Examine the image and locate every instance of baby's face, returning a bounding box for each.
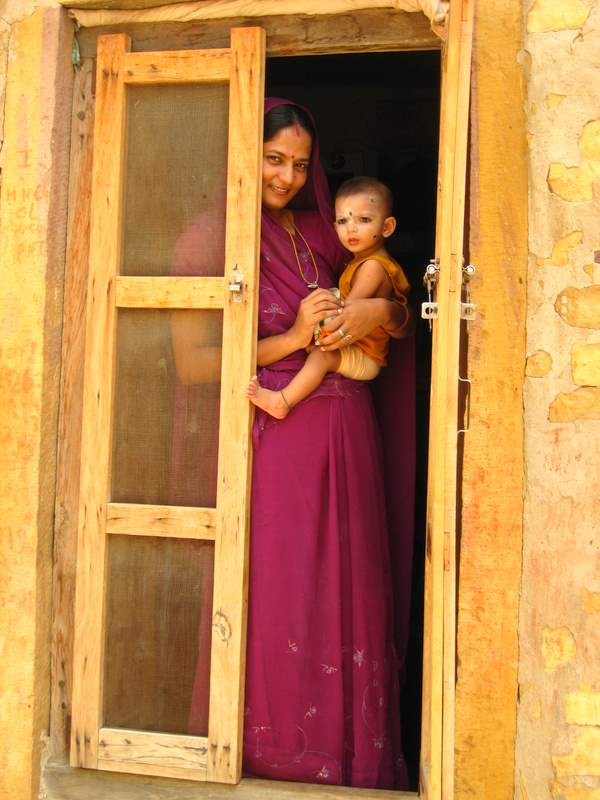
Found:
[334,191,393,255]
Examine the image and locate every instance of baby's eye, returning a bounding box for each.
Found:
[359,216,372,223]
[336,218,347,225]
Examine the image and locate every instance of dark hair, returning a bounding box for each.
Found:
[336,176,394,217]
[264,104,316,145]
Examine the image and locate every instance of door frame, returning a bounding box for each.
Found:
[50,5,471,799]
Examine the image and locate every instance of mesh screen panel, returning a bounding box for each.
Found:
[104,535,214,735]
[111,309,222,507]
[120,83,229,277]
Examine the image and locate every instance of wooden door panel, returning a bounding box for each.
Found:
[419,2,474,798]
[70,28,265,784]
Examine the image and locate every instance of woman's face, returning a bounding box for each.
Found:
[262,124,312,215]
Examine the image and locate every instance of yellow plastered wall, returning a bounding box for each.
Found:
[0,7,72,799]
[516,0,600,798]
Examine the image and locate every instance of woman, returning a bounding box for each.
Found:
[241,98,412,790]
[176,98,414,789]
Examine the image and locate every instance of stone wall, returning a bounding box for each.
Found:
[517,0,600,798]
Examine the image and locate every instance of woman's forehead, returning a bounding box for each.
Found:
[264,125,312,157]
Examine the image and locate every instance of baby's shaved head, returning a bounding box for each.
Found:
[335,176,393,217]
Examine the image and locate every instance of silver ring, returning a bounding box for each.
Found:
[338,327,346,339]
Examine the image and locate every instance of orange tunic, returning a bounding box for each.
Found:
[338,253,410,366]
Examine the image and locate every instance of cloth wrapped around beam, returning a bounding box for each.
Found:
[66,0,449,35]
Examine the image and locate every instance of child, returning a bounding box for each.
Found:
[247,176,410,419]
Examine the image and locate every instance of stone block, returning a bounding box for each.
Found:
[565,688,600,725]
[526,350,553,377]
[549,387,600,421]
[541,626,576,671]
[572,342,600,386]
[555,286,600,329]
[527,0,590,32]
[579,120,600,159]
[553,728,600,777]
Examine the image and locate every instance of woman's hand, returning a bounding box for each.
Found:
[317,297,412,351]
[256,288,342,366]
[289,288,342,349]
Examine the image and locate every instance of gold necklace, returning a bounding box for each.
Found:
[284,223,320,289]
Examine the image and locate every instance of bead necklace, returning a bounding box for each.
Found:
[284,223,320,289]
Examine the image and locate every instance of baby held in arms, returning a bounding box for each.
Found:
[247,177,410,419]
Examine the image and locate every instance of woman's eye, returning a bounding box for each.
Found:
[295,162,308,172]
[267,155,280,163]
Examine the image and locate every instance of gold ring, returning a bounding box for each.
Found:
[338,327,346,339]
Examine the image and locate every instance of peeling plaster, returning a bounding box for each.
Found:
[548,161,600,202]
[536,230,583,266]
[546,93,567,109]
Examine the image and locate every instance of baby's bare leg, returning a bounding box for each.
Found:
[247,349,341,420]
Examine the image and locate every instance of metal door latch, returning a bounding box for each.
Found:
[421,258,440,329]
[461,263,477,320]
[228,265,243,302]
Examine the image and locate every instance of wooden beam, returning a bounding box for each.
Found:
[98,728,208,772]
[123,48,231,84]
[106,503,216,539]
[116,277,226,308]
[50,57,95,763]
[74,10,439,60]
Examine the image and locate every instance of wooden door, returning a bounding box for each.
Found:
[419,2,474,799]
[70,28,265,784]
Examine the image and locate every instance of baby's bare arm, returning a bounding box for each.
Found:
[345,259,393,300]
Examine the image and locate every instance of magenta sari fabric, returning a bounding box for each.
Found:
[241,99,411,789]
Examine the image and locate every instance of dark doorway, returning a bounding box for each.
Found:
[267,49,441,790]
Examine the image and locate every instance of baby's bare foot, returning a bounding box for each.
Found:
[246,376,290,419]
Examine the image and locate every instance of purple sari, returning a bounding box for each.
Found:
[241,99,412,789]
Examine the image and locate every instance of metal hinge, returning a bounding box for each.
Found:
[421,257,440,329]
[461,262,477,320]
[228,264,244,302]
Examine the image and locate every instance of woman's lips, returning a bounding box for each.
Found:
[269,184,290,196]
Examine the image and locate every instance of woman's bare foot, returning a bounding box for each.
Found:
[246,375,291,419]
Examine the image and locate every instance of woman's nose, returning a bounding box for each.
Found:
[277,162,294,186]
